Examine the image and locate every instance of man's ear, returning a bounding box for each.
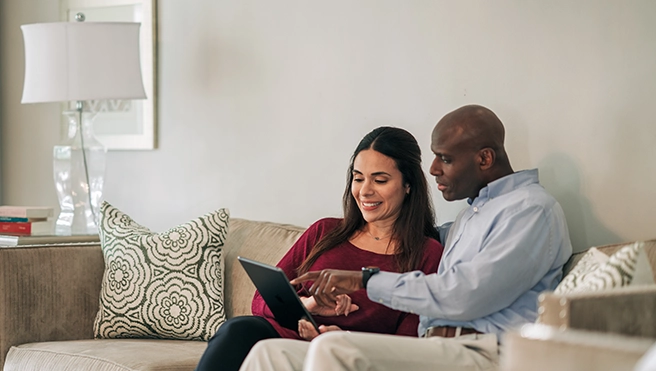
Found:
[478,148,495,170]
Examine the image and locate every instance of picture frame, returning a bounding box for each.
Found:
[60,0,157,150]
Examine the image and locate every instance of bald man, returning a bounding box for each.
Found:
[240,105,573,371]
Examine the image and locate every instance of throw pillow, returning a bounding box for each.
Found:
[631,245,656,286]
[93,201,229,341]
[555,241,647,295]
[554,247,609,295]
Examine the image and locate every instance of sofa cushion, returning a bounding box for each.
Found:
[94,202,229,341]
[555,241,649,295]
[221,219,306,319]
[4,339,207,371]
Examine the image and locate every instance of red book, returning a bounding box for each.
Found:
[0,221,53,235]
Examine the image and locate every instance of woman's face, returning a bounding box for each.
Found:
[351,149,409,225]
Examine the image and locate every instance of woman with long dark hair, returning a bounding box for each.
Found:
[195,127,443,371]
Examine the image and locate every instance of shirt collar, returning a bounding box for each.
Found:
[468,169,540,205]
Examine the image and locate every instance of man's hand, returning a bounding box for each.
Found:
[291,269,363,308]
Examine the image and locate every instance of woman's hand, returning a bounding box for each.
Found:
[298,319,342,341]
[300,294,359,316]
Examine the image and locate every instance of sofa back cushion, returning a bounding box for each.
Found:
[222,218,305,319]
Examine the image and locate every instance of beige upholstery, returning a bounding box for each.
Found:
[4,340,208,371]
[3,218,654,370]
[541,239,656,338]
[0,245,104,367]
[0,218,305,371]
[502,239,656,370]
[502,324,655,371]
[222,219,305,319]
[537,285,656,338]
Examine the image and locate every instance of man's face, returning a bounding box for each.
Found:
[429,125,482,201]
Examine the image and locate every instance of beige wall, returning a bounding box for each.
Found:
[2,0,655,252]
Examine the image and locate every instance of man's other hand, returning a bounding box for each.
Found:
[291,269,363,308]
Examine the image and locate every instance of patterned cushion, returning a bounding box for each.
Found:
[554,247,609,294]
[93,202,229,341]
[555,241,646,295]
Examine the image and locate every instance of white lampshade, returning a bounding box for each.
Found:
[21,22,146,103]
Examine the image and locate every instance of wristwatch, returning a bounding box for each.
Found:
[361,266,380,289]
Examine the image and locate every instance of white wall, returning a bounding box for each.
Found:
[2,0,655,252]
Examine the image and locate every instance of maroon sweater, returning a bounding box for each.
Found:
[251,218,443,340]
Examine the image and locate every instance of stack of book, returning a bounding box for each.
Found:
[0,206,54,235]
[0,206,100,246]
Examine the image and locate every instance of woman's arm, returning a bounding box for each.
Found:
[394,313,421,337]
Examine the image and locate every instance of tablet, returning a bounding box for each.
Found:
[237,256,320,332]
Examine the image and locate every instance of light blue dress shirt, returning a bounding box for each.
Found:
[367,169,573,339]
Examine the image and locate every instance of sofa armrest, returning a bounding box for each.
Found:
[501,324,655,371]
[537,286,656,338]
[0,244,104,367]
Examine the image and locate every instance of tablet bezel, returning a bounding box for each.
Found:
[237,256,321,332]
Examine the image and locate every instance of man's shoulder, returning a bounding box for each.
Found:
[487,169,557,208]
[483,183,566,227]
[505,182,560,209]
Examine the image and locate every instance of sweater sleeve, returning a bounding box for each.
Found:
[394,312,421,336]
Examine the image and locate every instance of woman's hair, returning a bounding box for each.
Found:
[297,126,439,275]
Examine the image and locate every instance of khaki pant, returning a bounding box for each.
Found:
[240,331,499,371]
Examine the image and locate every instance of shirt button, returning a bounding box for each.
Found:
[473,207,479,212]
[379,299,384,303]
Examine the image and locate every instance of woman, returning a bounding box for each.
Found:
[195,127,443,371]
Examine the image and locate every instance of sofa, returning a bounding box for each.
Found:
[0,218,306,371]
[1,217,654,370]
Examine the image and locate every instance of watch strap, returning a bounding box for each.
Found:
[361,266,380,288]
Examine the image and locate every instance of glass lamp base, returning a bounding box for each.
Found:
[53,109,107,235]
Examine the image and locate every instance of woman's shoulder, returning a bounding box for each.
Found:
[418,237,443,272]
[423,236,444,256]
[309,217,343,230]
[302,217,343,238]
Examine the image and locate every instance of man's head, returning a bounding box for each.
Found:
[429,104,513,201]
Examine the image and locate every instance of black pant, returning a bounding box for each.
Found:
[195,316,281,371]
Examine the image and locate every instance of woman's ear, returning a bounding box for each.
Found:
[405,184,410,195]
[479,148,495,170]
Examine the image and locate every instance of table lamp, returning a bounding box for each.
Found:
[21,16,146,235]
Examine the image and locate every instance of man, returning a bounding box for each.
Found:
[240,104,573,371]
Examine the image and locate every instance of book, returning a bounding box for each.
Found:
[0,206,54,219]
[0,216,49,223]
[0,234,100,247]
[0,221,54,235]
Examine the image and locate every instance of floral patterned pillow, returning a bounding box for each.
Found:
[93,201,229,341]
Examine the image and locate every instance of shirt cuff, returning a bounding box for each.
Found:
[366,271,400,307]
